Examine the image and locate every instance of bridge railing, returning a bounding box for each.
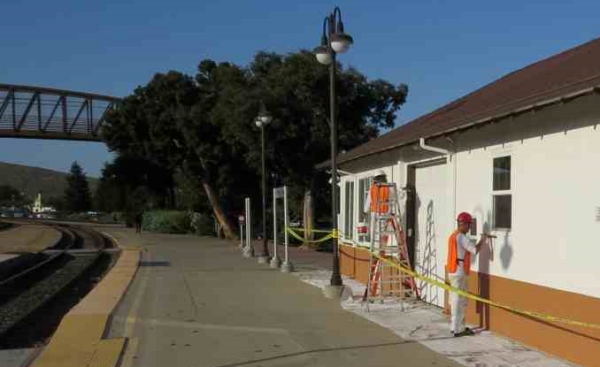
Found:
[0,84,121,141]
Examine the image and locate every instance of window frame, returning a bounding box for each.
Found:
[492,154,513,231]
[357,176,373,244]
[343,180,355,240]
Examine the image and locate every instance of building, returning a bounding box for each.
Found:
[331,36,600,366]
[31,192,56,218]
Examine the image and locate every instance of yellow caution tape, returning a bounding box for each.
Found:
[285,227,333,234]
[339,242,600,330]
[285,227,334,244]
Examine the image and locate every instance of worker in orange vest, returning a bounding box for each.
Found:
[362,171,396,249]
[446,212,489,337]
[363,170,393,215]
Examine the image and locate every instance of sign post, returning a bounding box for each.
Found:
[243,198,254,258]
[270,188,282,268]
[280,186,294,273]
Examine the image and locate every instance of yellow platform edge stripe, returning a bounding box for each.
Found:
[30,234,141,367]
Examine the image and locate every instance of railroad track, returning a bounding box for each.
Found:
[0,223,116,346]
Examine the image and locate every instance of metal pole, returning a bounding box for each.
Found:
[281,185,294,272]
[258,125,270,263]
[330,49,342,286]
[273,190,277,252]
[248,198,252,249]
[270,188,280,268]
[243,197,254,258]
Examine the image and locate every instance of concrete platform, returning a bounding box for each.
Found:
[291,263,581,367]
[21,226,583,367]
[0,224,61,254]
[29,231,140,367]
[103,230,462,367]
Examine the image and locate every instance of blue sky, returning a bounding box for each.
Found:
[1,0,600,177]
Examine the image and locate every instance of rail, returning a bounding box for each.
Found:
[0,224,114,342]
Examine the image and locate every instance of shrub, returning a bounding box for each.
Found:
[142,211,192,234]
[190,212,215,236]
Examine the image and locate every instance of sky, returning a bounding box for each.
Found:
[1,0,600,177]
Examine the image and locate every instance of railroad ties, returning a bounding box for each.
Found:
[0,223,117,348]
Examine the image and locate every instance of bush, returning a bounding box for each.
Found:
[190,212,215,236]
[142,211,192,234]
[96,212,124,224]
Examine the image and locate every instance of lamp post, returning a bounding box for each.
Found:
[255,103,272,264]
[314,7,353,288]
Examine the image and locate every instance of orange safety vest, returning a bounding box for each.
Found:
[369,184,390,214]
[446,230,471,275]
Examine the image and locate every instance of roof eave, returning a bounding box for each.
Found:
[316,84,599,170]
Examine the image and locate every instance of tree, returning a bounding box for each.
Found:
[101,51,408,242]
[45,196,65,211]
[0,185,26,208]
[63,162,92,212]
[102,71,241,239]
[214,51,408,242]
[94,155,174,213]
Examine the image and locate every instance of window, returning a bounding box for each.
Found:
[493,156,511,190]
[344,181,354,239]
[358,177,372,242]
[493,156,512,229]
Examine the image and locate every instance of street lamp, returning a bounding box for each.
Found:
[314,6,353,288]
[255,102,272,264]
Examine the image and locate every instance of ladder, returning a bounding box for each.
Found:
[363,182,419,311]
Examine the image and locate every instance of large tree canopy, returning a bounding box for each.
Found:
[101,50,408,239]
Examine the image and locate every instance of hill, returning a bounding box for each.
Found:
[0,162,99,200]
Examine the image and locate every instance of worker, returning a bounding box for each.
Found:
[446,212,489,337]
[363,170,393,215]
[362,171,397,249]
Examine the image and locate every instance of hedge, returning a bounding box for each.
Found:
[142,211,192,234]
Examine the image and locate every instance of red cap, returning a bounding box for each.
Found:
[457,212,473,224]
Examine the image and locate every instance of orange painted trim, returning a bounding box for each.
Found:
[465,271,600,367]
[339,244,600,367]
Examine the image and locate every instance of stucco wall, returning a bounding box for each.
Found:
[452,94,600,298]
[337,93,600,366]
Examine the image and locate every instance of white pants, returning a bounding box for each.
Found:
[448,273,468,333]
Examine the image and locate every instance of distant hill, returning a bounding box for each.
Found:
[0,162,99,200]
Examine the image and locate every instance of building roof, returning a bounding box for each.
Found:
[330,36,600,167]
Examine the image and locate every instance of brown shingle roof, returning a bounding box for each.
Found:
[333,36,600,166]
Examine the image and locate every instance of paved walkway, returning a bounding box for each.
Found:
[296,271,579,367]
[0,224,61,254]
[19,226,578,367]
[105,230,460,367]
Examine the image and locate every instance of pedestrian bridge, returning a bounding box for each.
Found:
[0,84,120,142]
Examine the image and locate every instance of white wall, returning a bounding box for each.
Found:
[340,93,600,300]
[453,94,600,299]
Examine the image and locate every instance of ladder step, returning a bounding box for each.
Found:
[364,181,419,304]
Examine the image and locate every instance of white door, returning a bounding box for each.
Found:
[415,162,449,307]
